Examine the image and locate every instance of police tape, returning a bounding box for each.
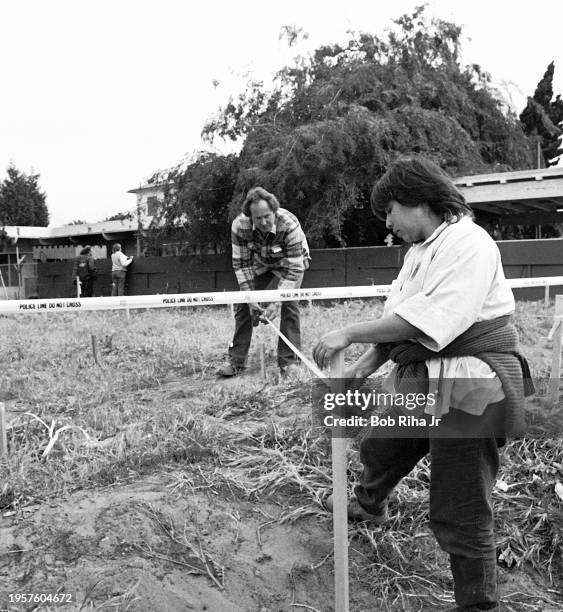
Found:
[1,276,563,315]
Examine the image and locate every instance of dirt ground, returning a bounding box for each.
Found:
[1,371,562,612]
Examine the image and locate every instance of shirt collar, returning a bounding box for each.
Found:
[419,215,471,246]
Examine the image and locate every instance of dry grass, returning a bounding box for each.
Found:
[0,299,562,610]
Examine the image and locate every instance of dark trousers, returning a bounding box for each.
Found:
[80,278,94,297]
[111,270,127,296]
[228,271,302,368]
[355,402,505,610]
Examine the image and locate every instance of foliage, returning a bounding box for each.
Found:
[0,226,8,249]
[519,61,563,167]
[199,7,535,246]
[148,152,240,253]
[103,211,135,222]
[0,164,49,226]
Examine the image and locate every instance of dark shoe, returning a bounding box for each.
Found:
[323,494,389,523]
[217,364,245,377]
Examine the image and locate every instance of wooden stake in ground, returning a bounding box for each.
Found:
[91,334,102,368]
[330,350,349,612]
[0,402,8,458]
[547,295,563,404]
[259,341,266,380]
[76,277,81,298]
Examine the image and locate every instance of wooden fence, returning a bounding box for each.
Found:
[36,239,563,301]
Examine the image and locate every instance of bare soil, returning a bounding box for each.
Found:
[1,372,562,612]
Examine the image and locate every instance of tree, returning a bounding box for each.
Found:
[202,7,535,246]
[148,152,240,253]
[0,165,49,226]
[519,62,563,166]
[103,211,135,222]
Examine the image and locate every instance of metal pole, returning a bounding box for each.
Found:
[15,246,21,299]
[330,349,349,612]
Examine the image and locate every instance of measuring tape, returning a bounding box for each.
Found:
[260,315,327,379]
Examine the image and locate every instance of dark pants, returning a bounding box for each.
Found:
[80,278,94,297]
[355,402,505,610]
[228,271,302,368]
[112,270,127,296]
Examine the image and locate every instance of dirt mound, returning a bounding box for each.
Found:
[1,473,363,611]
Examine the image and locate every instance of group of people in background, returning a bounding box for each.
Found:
[72,243,133,297]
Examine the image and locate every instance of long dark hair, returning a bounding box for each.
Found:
[370,156,473,222]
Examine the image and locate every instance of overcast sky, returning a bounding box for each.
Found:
[0,0,562,226]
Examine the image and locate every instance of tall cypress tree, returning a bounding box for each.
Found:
[0,165,50,226]
[520,62,563,167]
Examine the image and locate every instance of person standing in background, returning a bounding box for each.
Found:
[72,246,97,297]
[111,243,133,296]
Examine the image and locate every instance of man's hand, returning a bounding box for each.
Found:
[262,302,280,323]
[249,302,264,315]
[249,302,264,327]
[312,329,352,369]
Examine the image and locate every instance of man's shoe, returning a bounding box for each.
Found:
[217,364,245,377]
[323,494,389,524]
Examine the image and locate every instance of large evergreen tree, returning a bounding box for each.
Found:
[519,61,563,167]
[161,8,536,248]
[149,152,240,253]
[0,165,49,226]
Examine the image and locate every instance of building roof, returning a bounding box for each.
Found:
[454,167,563,223]
[2,218,144,244]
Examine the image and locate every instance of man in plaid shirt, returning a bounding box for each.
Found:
[218,186,310,377]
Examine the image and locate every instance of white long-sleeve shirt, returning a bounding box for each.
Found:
[111,251,133,272]
[383,215,514,417]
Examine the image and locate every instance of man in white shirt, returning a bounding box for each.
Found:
[111,243,133,296]
[313,157,532,612]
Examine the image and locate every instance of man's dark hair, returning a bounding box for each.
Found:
[80,246,91,255]
[112,243,121,253]
[370,156,473,222]
[241,187,280,217]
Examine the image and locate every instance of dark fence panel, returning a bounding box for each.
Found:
[36,239,563,301]
[497,240,563,300]
[346,246,407,286]
[302,249,346,288]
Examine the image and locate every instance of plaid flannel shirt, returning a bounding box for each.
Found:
[231,208,310,291]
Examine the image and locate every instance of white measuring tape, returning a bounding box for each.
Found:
[260,316,327,379]
[1,276,562,315]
